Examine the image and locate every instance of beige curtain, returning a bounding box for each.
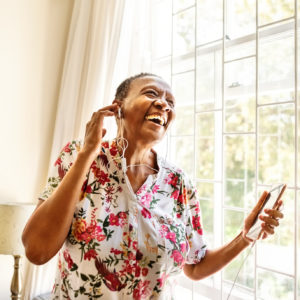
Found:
[22,0,125,298]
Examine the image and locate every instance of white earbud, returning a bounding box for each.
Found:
[118,107,121,119]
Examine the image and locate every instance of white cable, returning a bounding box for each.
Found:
[106,111,161,174]
[226,239,256,300]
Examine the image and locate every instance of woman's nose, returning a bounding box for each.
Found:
[153,98,171,112]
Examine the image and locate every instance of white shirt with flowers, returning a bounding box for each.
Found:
[39,139,207,300]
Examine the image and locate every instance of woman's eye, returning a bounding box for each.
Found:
[146,91,157,96]
[167,100,175,107]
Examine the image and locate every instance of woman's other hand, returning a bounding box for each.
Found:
[242,191,284,244]
[83,103,118,155]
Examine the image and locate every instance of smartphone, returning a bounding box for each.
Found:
[246,183,286,241]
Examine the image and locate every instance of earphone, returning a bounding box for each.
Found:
[118,107,121,119]
[106,105,161,174]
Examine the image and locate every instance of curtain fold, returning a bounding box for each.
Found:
[22,1,126,298]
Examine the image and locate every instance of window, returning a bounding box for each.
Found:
[150,0,299,299]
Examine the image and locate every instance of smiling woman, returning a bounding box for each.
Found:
[22,73,283,300]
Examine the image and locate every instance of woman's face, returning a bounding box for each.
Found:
[116,76,176,146]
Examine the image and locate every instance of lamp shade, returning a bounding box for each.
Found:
[0,202,36,255]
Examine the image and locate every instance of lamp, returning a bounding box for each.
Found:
[0,202,35,300]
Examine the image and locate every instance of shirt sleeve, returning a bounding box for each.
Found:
[184,177,207,265]
[38,140,82,201]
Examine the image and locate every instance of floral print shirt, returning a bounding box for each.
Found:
[39,139,206,300]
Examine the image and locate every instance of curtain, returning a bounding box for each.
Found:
[22,0,126,298]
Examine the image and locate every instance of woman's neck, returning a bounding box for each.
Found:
[116,135,157,173]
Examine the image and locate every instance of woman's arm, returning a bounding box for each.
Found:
[22,149,97,265]
[183,231,249,280]
[184,191,284,280]
[22,105,117,265]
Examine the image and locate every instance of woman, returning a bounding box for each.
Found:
[22,73,283,299]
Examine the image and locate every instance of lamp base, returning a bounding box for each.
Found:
[11,255,21,300]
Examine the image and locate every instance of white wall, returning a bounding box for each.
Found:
[0,0,74,298]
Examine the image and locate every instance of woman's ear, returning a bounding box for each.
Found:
[113,99,123,119]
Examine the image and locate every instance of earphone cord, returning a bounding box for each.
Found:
[106,115,160,173]
[226,239,256,300]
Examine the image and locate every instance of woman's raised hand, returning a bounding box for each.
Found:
[82,103,118,155]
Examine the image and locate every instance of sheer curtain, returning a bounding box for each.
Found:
[22,0,152,298]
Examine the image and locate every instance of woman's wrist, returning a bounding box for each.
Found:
[240,231,252,247]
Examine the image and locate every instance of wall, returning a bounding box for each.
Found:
[0,0,74,298]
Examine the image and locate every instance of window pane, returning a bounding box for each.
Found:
[196,111,222,180]
[222,281,254,300]
[225,39,256,62]
[152,56,171,85]
[196,0,223,45]
[151,0,172,59]
[172,71,194,135]
[224,135,256,209]
[172,8,195,73]
[226,0,255,40]
[196,182,215,246]
[196,182,222,258]
[223,250,255,289]
[257,269,294,300]
[258,0,294,27]
[224,57,256,133]
[173,0,195,13]
[224,209,244,243]
[258,104,295,185]
[170,136,194,175]
[196,42,222,111]
[258,21,295,105]
[257,188,294,275]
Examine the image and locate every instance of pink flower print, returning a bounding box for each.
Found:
[161,224,169,232]
[61,142,71,153]
[152,184,160,193]
[136,184,147,195]
[140,193,152,208]
[133,280,151,300]
[110,145,118,156]
[142,267,148,276]
[102,141,109,148]
[159,224,169,238]
[157,272,169,288]
[165,231,176,243]
[192,215,202,232]
[63,250,73,269]
[84,249,97,261]
[118,212,127,220]
[141,208,151,219]
[110,248,123,255]
[166,173,178,187]
[180,242,187,253]
[109,213,119,226]
[54,157,62,166]
[170,250,184,266]
[171,189,179,200]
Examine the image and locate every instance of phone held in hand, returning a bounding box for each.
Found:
[246,183,286,241]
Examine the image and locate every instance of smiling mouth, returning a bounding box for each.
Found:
[145,114,166,126]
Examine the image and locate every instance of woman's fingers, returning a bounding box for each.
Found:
[261,223,275,235]
[83,105,117,155]
[264,208,284,219]
[259,215,279,227]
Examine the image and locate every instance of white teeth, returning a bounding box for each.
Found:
[145,114,166,126]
